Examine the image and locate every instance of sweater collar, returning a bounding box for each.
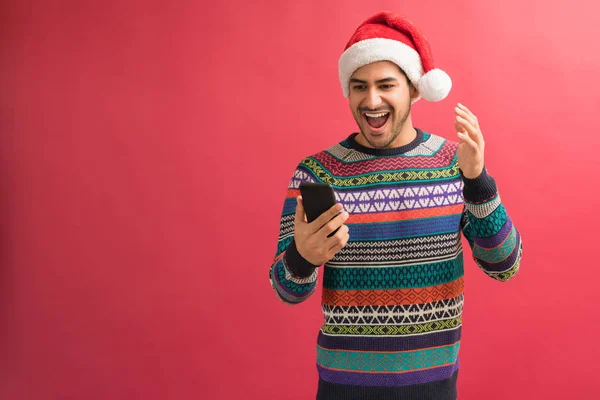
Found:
[346,128,424,156]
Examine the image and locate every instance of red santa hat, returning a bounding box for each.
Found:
[338,12,452,103]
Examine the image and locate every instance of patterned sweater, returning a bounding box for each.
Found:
[269,128,523,400]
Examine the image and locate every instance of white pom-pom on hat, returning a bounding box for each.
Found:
[418,68,452,102]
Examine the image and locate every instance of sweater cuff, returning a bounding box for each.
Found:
[284,237,320,278]
[461,165,498,203]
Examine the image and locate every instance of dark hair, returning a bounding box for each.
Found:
[397,65,411,85]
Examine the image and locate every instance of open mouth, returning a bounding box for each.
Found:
[363,111,390,131]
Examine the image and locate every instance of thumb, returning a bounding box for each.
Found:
[295,196,307,224]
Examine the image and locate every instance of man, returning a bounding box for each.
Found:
[269,11,523,400]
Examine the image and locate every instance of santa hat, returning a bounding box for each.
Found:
[338,12,452,103]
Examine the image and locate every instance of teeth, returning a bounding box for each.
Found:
[365,112,389,118]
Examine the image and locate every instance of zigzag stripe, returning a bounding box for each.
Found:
[330,236,461,265]
[315,142,456,175]
[340,234,460,249]
[328,247,463,267]
[321,317,462,336]
[337,243,456,257]
[322,278,464,306]
[278,217,463,266]
[341,238,457,254]
[278,214,295,238]
[327,233,461,266]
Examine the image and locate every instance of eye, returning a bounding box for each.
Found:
[352,85,366,91]
[380,84,394,90]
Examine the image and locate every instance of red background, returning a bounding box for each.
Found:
[1,1,599,399]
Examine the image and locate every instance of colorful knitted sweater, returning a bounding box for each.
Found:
[269,128,523,400]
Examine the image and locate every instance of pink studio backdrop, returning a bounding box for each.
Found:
[1,1,599,399]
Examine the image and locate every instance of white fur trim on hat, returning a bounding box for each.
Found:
[338,38,451,102]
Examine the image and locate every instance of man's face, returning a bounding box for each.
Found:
[348,61,416,149]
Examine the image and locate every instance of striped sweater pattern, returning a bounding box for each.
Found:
[269,128,523,400]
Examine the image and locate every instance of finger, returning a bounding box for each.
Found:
[454,106,478,129]
[312,203,344,233]
[457,131,478,149]
[327,229,350,255]
[331,224,350,243]
[319,209,349,237]
[454,119,466,133]
[457,103,477,121]
[456,104,480,133]
[294,196,307,224]
[325,222,350,242]
[456,116,483,146]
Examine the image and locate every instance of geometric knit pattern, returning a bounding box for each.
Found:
[269,129,523,399]
[327,233,463,266]
[316,341,460,372]
[321,317,462,335]
[323,258,464,290]
[467,205,507,238]
[322,294,463,325]
[322,277,464,306]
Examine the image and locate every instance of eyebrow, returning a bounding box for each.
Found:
[349,77,398,84]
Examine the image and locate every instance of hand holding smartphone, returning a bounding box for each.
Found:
[294,182,350,265]
[299,182,341,238]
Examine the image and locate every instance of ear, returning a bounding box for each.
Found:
[410,83,420,100]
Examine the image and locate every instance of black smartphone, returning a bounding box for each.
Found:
[299,182,341,237]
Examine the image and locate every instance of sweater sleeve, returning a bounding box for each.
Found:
[269,162,321,305]
[459,165,523,282]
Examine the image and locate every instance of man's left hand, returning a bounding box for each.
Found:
[454,103,485,179]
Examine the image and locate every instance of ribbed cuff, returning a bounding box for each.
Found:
[317,370,458,400]
[284,237,320,278]
[461,165,497,203]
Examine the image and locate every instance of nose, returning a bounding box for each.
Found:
[364,87,382,110]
